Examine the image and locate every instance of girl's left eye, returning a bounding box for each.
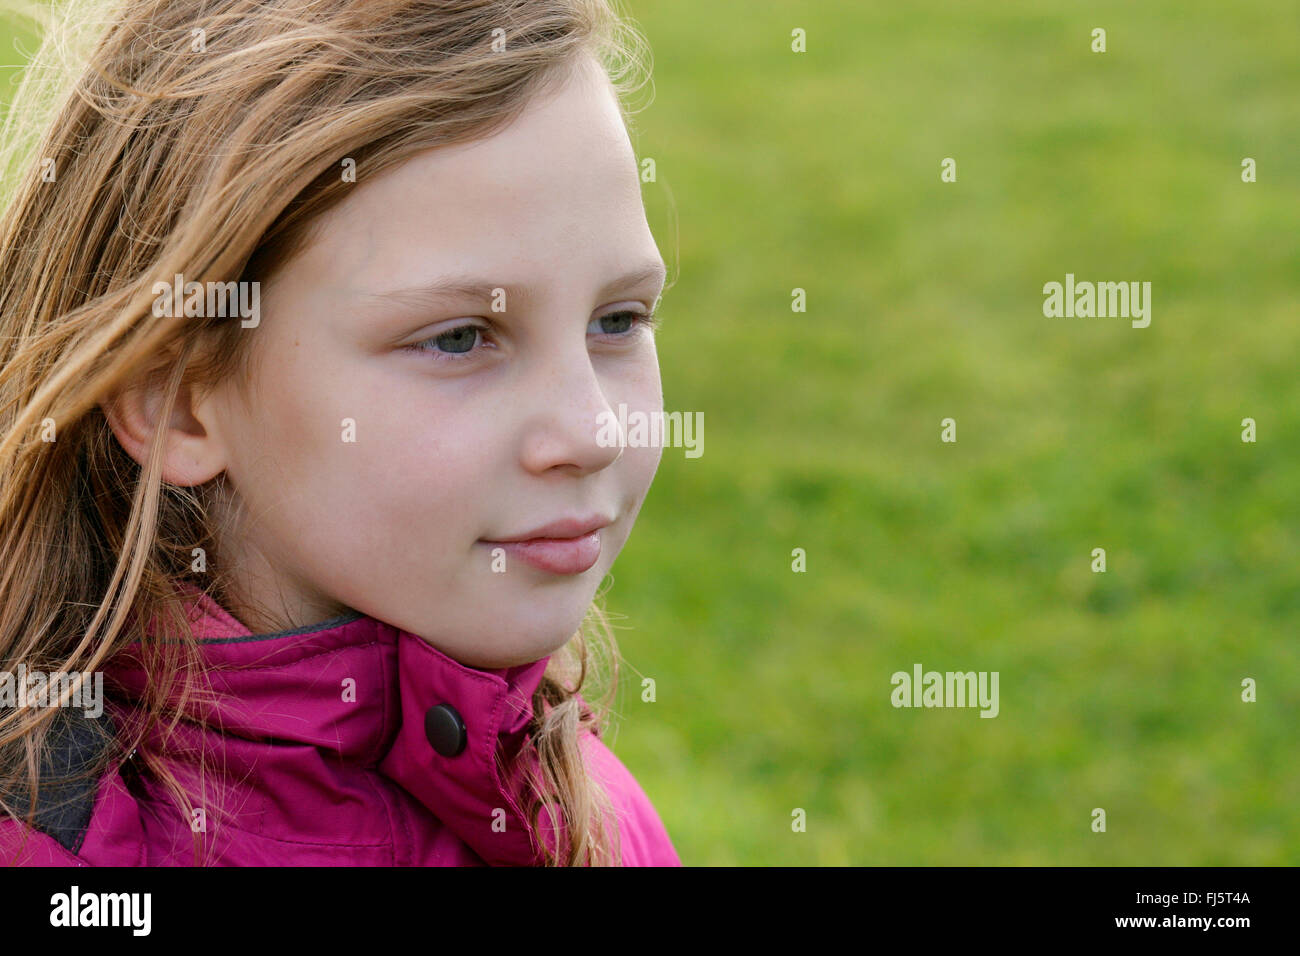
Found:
[403,309,660,364]
[588,309,660,337]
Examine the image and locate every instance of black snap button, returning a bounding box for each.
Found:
[424,703,467,757]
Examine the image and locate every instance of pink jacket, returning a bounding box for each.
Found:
[1,589,681,866]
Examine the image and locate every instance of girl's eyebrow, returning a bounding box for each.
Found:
[357,260,668,311]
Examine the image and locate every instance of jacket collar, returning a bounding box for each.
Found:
[102,585,554,864]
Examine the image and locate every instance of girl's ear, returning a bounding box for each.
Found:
[99,375,228,487]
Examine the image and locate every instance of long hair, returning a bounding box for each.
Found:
[0,0,652,866]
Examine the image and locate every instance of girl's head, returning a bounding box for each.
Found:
[0,0,664,865]
[105,32,667,671]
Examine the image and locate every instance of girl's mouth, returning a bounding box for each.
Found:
[480,532,602,575]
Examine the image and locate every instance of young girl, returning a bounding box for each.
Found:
[0,0,680,866]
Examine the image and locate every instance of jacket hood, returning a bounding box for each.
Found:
[100,586,558,865]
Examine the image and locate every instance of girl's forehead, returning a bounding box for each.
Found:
[290,79,650,291]
[322,59,636,230]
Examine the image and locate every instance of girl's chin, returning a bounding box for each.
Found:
[401,620,576,670]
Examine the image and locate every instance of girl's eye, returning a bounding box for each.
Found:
[429,324,480,354]
[404,309,660,364]
[402,323,489,362]
[588,309,660,338]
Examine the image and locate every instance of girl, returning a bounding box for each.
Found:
[0,0,680,866]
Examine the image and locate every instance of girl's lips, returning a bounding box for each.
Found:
[482,531,601,575]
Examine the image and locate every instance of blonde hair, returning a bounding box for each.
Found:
[0,0,653,866]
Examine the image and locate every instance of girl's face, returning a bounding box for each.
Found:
[199,56,666,667]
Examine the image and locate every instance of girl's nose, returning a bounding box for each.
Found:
[516,348,625,477]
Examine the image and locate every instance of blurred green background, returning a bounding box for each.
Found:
[609,0,1299,864]
[3,0,1296,864]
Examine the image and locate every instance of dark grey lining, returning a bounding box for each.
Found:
[199,610,366,645]
[12,708,116,854]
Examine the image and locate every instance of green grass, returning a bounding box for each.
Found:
[3,0,1296,865]
[607,0,1299,864]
